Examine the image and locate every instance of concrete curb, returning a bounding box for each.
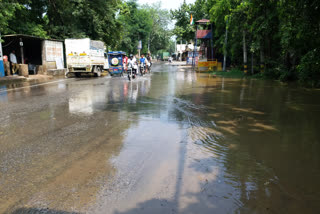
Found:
[0,76,27,84]
[0,75,56,85]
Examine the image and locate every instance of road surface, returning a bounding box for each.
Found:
[1,63,320,214]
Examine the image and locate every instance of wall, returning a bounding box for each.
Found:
[42,40,65,70]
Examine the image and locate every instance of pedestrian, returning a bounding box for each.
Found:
[10,50,18,75]
[123,54,128,73]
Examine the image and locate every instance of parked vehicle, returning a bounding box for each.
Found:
[108,51,126,76]
[161,52,170,61]
[65,38,106,77]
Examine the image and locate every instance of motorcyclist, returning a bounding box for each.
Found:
[146,53,152,73]
[127,54,137,78]
[140,54,148,74]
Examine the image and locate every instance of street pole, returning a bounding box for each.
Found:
[0,31,5,77]
[210,23,214,61]
[180,40,182,61]
[192,24,198,68]
[223,18,228,72]
[243,30,248,74]
[148,36,150,54]
[175,37,177,56]
[20,38,24,64]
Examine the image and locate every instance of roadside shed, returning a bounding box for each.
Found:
[2,34,66,75]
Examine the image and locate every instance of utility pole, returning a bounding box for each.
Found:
[20,38,24,64]
[210,23,214,61]
[175,37,177,55]
[223,18,229,72]
[148,36,150,54]
[0,31,5,77]
[192,24,198,68]
[180,40,182,61]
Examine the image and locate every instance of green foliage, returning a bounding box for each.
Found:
[171,0,194,41]
[297,49,320,87]
[113,1,171,55]
[0,0,172,55]
[0,1,23,34]
[171,0,320,87]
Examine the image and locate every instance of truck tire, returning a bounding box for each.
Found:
[94,66,101,77]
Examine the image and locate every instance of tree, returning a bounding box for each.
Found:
[171,0,194,42]
[143,2,172,54]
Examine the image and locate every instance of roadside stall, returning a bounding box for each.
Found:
[2,34,66,76]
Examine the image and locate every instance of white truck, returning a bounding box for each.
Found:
[65,38,108,77]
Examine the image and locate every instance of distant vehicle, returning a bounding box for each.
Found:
[108,51,126,76]
[161,52,170,61]
[65,38,107,77]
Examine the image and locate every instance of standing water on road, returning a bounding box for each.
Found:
[0,64,320,214]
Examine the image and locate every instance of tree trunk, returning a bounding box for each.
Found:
[260,41,265,73]
[243,30,248,74]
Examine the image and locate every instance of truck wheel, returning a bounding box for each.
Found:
[94,66,101,77]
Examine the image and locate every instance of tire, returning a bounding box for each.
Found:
[94,66,101,77]
[75,72,81,78]
[128,69,132,81]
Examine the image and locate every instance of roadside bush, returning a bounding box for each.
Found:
[210,68,245,78]
[297,48,320,87]
[261,59,281,79]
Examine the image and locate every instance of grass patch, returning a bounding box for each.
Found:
[209,68,245,78]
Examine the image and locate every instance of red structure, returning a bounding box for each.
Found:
[192,19,215,67]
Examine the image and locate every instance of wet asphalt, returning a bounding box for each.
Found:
[1,63,320,214]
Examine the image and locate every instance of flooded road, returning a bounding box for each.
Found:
[1,64,320,214]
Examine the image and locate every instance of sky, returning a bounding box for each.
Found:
[137,0,196,11]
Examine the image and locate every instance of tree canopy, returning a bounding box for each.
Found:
[0,0,171,55]
[171,0,320,87]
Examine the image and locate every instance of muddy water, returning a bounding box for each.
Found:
[1,64,320,213]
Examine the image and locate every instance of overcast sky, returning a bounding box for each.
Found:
[137,0,196,11]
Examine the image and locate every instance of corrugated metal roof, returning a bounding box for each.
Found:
[196,19,211,24]
[108,51,126,55]
[3,34,63,42]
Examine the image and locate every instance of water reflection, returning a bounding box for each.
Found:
[168,73,320,213]
[68,77,152,115]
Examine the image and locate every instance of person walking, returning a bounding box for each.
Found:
[10,50,18,75]
[123,54,128,73]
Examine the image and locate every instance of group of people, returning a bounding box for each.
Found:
[123,53,152,79]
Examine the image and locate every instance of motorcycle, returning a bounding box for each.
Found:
[140,63,146,76]
[127,62,137,81]
[147,62,152,73]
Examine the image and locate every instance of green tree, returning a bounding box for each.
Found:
[171,0,194,42]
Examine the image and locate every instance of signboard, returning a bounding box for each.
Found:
[55,58,64,69]
[196,60,222,72]
[137,40,142,49]
[45,40,63,62]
